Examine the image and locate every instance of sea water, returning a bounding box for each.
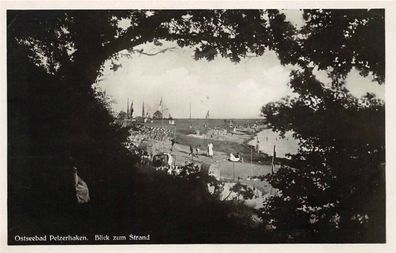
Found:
[248,129,299,158]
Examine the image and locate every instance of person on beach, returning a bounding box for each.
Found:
[208,142,213,157]
[189,145,194,156]
[256,137,260,154]
[170,139,175,152]
[196,145,200,157]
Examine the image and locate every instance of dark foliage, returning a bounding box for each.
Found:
[133,164,265,243]
[300,9,385,84]
[260,69,385,242]
[8,11,137,240]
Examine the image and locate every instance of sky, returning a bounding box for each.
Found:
[98,44,297,118]
[97,11,384,119]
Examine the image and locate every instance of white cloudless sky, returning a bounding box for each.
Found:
[97,11,384,119]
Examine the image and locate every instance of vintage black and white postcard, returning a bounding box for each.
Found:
[1,0,395,252]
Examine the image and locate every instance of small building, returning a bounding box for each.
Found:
[153,110,163,119]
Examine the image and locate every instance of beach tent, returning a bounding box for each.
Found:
[229,153,241,162]
[153,153,174,168]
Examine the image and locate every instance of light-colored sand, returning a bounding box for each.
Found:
[187,128,253,144]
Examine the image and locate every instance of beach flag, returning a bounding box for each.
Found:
[205,110,210,119]
[271,145,276,174]
[159,97,163,111]
[127,98,130,116]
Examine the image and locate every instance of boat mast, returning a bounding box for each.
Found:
[189,102,192,128]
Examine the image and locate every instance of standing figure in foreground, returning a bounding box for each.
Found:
[208,142,213,158]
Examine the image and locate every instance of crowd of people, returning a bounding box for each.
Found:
[128,124,173,147]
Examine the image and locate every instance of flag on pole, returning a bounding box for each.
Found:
[127,98,130,116]
[159,97,163,111]
[205,110,210,119]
